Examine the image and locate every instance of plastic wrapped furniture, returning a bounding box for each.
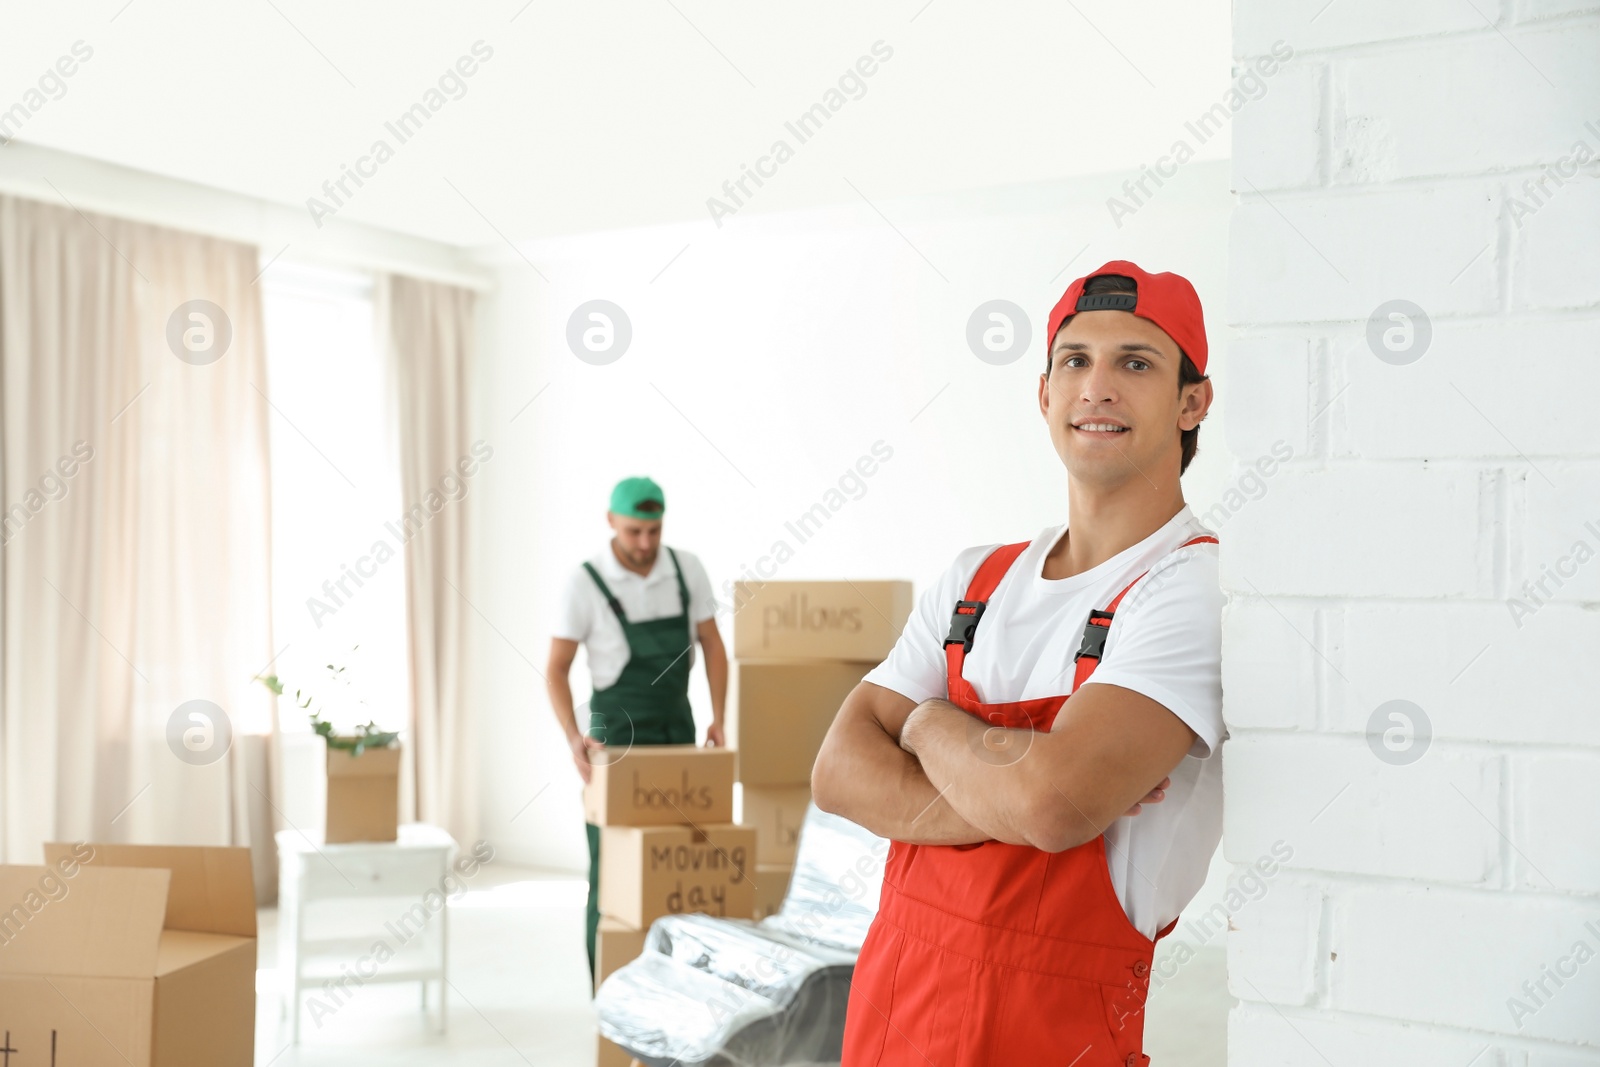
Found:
[595,803,888,1067]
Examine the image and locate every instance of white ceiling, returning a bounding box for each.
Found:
[1,0,1231,247]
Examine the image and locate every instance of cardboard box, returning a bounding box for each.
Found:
[729,660,873,786]
[584,745,736,827]
[732,580,911,661]
[326,742,401,843]
[0,843,256,1067]
[595,916,649,991]
[600,823,756,928]
[741,784,811,865]
[753,863,794,921]
[597,1036,641,1067]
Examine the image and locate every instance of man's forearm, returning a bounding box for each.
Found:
[903,699,1062,848]
[705,647,728,727]
[814,702,990,845]
[548,674,581,742]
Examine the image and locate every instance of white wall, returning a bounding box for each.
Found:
[470,159,1249,876]
[1225,2,1600,1060]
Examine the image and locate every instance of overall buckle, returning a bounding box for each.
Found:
[1075,608,1116,662]
[944,600,987,653]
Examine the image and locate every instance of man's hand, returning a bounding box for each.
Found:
[811,682,992,846]
[904,684,1198,853]
[704,721,726,748]
[1125,776,1169,817]
[898,702,930,756]
[901,698,1173,828]
[569,733,604,784]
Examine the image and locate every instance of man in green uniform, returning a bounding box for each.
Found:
[546,475,728,986]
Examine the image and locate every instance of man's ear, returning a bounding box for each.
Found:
[1179,378,1214,431]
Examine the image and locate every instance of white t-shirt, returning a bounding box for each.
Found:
[554,545,717,690]
[863,506,1225,938]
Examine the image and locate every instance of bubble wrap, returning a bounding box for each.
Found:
[595,805,888,1067]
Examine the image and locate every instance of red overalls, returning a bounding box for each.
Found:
[842,534,1219,1067]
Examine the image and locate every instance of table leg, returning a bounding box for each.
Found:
[439,891,450,1034]
[292,889,305,1044]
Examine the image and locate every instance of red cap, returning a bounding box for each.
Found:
[1046,260,1209,375]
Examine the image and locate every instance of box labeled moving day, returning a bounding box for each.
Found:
[741,785,811,865]
[599,823,756,928]
[584,745,736,827]
[326,742,401,843]
[595,916,649,991]
[0,843,257,1067]
[732,580,912,661]
[729,660,874,786]
[753,863,794,921]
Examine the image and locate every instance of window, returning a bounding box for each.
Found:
[260,263,408,737]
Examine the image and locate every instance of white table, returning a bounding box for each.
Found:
[277,823,457,1042]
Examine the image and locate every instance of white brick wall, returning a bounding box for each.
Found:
[1226,877,1323,1005]
[1226,0,1600,1058]
[1225,737,1503,884]
[1219,466,1492,598]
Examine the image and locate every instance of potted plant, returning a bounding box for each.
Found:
[256,649,402,843]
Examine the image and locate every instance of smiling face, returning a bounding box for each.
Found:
[1038,308,1211,490]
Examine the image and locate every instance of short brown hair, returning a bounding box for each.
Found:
[1045,273,1207,474]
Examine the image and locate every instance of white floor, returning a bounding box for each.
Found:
[253,863,1231,1066]
[1146,943,1233,1066]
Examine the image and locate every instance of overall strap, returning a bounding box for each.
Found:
[942,541,1031,704]
[665,547,690,617]
[1072,534,1219,691]
[582,561,628,625]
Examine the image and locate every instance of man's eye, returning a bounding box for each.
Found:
[1127,359,1150,371]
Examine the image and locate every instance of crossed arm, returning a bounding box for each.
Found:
[811,680,1196,852]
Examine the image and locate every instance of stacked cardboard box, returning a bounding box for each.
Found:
[584,744,754,1066]
[596,919,648,1063]
[729,580,912,916]
[585,744,755,928]
[596,1036,641,1067]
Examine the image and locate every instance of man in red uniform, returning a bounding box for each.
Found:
[814,261,1223,1067]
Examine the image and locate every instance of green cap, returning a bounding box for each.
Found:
[609,476,666,520]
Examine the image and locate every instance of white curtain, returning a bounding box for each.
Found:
[384,274,478,844]
[0,194,276,863]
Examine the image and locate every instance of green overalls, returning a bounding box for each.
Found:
[582,546,696,985]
